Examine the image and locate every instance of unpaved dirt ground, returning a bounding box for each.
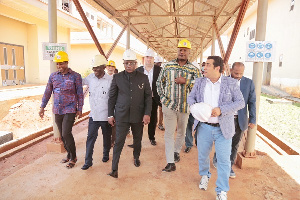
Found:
[0,96,52,139]
[0,119,299,200]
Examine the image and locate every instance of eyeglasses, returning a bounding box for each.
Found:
[123,62,137,66]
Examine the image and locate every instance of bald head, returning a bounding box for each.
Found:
[231,62,245,80]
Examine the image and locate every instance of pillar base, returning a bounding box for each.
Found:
[47,138,65,153]
[236,152,262,169]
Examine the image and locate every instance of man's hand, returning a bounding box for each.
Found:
[108,117,115,126]
[175,75,186,84]
[39,107,45,118]
[248,123,255,129]
[76,111,82,118]
[211,107,221,117]
[143,115,150,125]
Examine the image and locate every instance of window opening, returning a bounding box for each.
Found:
[12,48,16,66]
[4,47,8,65]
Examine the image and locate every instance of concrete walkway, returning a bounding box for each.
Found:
[0,119,299,200]
[0,85,46,101]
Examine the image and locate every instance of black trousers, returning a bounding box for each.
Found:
[112,121,144,171]
[230,117,243,166]
[148,98,158,140]
[55,113,76,160]
[84,117,112,166]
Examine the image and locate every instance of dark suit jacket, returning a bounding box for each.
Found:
[136,65,161,106]
[238,76,256,131]
[108,70,152,123]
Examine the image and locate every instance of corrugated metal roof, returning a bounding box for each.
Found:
[87,0,256,60]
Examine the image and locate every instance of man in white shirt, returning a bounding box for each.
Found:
[188,56,244,200]
[135,49,162,146]
[81,54,113,170]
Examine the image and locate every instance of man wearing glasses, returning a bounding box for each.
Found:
[107,49,152,178]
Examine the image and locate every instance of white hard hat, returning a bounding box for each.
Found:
[154,56,163,63]
[145,48,155,57]
[123,49,137,60]
[192,61,200,69]
[190,102,212,122]
[91,54,107,68]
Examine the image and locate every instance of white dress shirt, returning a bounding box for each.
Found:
[204,76,222,123]
[83,73,112,121]
[143,66,154,91]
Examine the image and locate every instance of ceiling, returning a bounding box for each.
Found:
[86,0,256,61]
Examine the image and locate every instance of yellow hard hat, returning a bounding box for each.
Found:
[178,39,191,49]
[53,51,69,62]
[107,60,116,67]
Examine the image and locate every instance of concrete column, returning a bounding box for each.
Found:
[200,40,203,63]
[244,0,268,155]
[126,19,130,50]
[48,0,60,139]
[211,25,215,56]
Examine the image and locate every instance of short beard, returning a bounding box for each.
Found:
[178,58,187,63]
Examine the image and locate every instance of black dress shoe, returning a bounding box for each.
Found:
[81,164,92,170]
[108,170,118,178]
[134,158,141,167]
[128,144,134,148]
[150,139,157,146]
[184,147,191,153]
[162,163,176,172]
[102,157,109,162]
[174,152,180,163]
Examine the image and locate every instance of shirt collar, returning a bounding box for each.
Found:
[56,68,72,75]
[206,75,222,84]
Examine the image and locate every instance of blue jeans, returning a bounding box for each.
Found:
[185,114,195,148]
[196,123,232,194]
[84,117,112,166]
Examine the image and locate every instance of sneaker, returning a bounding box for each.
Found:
[199,175,209,190]
[184,147,191,153]
[216,191,227,200]
[158,124,165,131]
[229,168,236,179]
[174,152,180,163]
[212,154,217,169]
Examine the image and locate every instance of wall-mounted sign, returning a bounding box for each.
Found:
[42,43,67,60]
[245,41,276,62]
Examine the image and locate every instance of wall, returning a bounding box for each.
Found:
[1,4,73,85]
[226,0,300,96]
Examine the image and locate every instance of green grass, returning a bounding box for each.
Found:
[261,93,300,108]
[261,93,279,99]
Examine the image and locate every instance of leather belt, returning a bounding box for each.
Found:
[203,122,220,127]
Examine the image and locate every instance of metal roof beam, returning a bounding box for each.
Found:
[224,0,251,64]
[106,24,128,59]
[73,0,106,59]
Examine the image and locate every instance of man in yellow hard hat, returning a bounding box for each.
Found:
[106,60,117,76]
[106,60,117,147]
[156,39,200,172]
[39,51,84,169]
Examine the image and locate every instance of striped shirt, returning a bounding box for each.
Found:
[156,59,200,113]
[41,68,84,115]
